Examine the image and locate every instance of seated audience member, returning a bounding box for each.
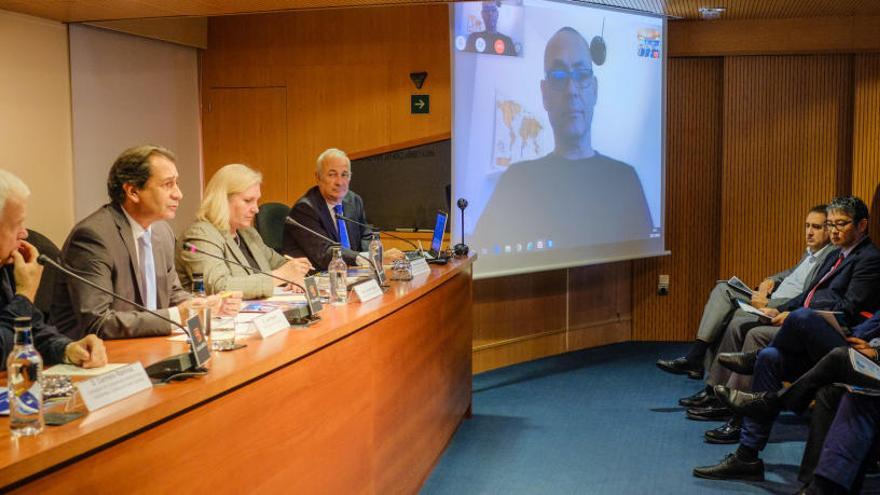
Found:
[689,197,879,439]
[694,195,880,480]
[715,342,880,493]
[282,148,403,270]
[177,164,312,299]
[658,205,831,383]
[0,169,105,367]
[51,145,238,340]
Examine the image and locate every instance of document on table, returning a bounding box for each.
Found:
[44,363,128,377]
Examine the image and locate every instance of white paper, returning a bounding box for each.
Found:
[75,362,152,412]
[44,363,128,377]
[736,300,771,322]
[353,279,383,303]
[252,309,289,339]
[849,348,880,382]
[410,258,431,277]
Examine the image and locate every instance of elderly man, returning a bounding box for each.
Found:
[282,148,403,270]
[473,26,653,253]
[51,145,237,340]
[0,169,105,366]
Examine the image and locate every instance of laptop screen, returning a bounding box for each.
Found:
[431,210,448,256]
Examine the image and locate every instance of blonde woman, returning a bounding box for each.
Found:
[177,164,312,299]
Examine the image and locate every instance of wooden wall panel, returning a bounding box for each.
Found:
[202,87,288,203]
[633,58,723,341]
[201,5,450,204]
[852,55,880,240]
[719,55,852,286]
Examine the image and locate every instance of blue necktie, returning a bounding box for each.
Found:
[138,231,157,310]
[334,204,351,249]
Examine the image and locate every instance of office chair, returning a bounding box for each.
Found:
[25,229,61,318]
[255,202,289,253]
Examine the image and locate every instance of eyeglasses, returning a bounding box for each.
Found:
[825,220,853,231]
[544,68,595,91]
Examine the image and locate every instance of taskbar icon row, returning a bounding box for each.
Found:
[480,239,554,256]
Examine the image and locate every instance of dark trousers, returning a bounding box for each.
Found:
[741,308,849,451]
[782,347,880,413]
[799,387,880,491]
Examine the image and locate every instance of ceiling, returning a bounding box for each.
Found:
[0,0,877,23]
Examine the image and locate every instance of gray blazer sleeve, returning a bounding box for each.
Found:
[177,222,280,299]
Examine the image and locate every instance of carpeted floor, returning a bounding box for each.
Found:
[421,342,880,494]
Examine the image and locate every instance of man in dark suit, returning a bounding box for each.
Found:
[694,195,880,481]
[0,169,105,366]
[51,145,237,340]
[282,148,403,270]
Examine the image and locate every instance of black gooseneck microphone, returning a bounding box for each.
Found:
[37,255,208,383]
[454,198,470,257]
[182,242,307,292]
[182,242,319,323]
[335,214,425,256]
[285,216,387,288]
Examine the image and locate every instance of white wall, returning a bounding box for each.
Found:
[0,10,75,245]
[69,24,202,235]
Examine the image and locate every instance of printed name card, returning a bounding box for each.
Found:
[252,309,290,339]
[353,279,383,303]
[410,258,431,277]
[75,362,153,412]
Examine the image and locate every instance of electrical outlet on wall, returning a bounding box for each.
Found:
[658,274,669,296]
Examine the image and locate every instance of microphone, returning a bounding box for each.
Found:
[454,198,469,256]
[182,242,319,322]
[285,216,387,288]
[37,255,209,383]
[182,242,306,292]
[335,214,424,256]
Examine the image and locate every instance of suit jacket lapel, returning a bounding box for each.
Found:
[224,231,250,268]
[109,205,145,305]
[310,187,339,242]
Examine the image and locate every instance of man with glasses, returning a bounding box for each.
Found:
[283,148,403,270]
[693,195,880,482]
[473,26,653,251]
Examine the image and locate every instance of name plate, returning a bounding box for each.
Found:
[75,362,152,412]
[410,258,431,277]
[252,309,289,339]
[353,279,383,303]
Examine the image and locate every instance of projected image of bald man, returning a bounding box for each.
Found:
[473,27,654,254]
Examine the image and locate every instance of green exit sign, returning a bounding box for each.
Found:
[411,94,430,114]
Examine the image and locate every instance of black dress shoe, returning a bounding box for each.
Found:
[704,416,742,444]
[656,357,704,380]
[687,403,732,421]
[714,385,781,421]
[679,388,714,408]
[718,351,758,375]
[693,453,765,481]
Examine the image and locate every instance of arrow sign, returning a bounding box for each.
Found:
[411,94,430,114]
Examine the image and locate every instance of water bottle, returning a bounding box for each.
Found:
[191,273,211,342]
[368,233,384,267]
[7,316,43,437]
[328,246,348,305]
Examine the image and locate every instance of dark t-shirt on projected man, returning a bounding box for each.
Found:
[473,26,654,256]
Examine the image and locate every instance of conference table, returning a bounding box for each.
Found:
[0,255,475,494]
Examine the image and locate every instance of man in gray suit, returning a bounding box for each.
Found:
[657,205,832,383]
[51,145,232,339]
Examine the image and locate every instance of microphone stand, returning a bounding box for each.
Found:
[285,216,388,289]
[182,242,320,325]
[38,255,208,384]
[336,214,425,257]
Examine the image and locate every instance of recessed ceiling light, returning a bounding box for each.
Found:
[698,7,726,19]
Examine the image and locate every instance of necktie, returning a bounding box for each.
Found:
[803,254,844,308]
[334,204,351,249]
[138,231,157,310]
